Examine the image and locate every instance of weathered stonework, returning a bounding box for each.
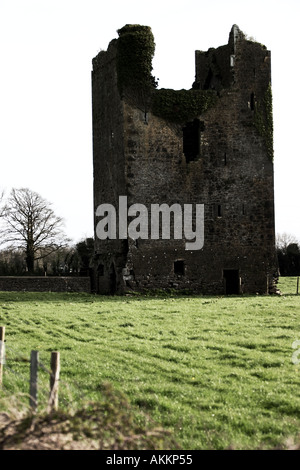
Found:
[0,276,91,293]
[92,25,278,295]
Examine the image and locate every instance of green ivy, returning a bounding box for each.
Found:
[151,88,217,123]
[116,25,156,95]
[254,83,274,161]
[116,25,216,121]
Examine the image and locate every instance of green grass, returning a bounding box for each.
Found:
[0,277,299,449]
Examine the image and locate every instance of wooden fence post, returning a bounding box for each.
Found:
[29,350,39,412]
[48,351,60,412]
[0,326,5,387]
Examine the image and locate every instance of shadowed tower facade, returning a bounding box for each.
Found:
[91,24,278,295]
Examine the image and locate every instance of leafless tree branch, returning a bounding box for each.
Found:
[1,188,70,273]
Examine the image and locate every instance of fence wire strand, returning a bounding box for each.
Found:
[1,339,89,412]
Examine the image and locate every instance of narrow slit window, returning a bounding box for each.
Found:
[250,92,255,111]
[217,204,223,218]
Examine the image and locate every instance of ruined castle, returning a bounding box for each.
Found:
[91,24,278,295]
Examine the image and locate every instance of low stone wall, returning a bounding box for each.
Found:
[0,276,91,293]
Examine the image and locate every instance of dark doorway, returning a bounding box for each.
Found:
[97,264,104,276]
[223,269,240,295]
[109,263,117,294]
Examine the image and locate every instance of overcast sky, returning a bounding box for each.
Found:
[0,0,299,244]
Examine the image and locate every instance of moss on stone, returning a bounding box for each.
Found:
[116,25,156,96]
[152,88,217,123]
[253,83,274,161]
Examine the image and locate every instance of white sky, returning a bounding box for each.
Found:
[0,0,299,244]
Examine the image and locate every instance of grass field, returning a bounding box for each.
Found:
[0,276,299,449]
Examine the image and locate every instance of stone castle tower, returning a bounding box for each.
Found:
[91,24,278,295]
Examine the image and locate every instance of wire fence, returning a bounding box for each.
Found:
[0,325,88,415]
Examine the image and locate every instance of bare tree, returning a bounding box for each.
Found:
[2,188,70,273]
[276,232,300,254]
[0,190,4,218]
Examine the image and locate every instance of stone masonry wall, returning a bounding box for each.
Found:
[0,277,91,293]
[92,39,129,295]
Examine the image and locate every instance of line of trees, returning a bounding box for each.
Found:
[276,233,300,276]
[0,188,94,276]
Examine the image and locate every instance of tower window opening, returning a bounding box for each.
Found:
[183,119,204,163]
[174,260,185,276]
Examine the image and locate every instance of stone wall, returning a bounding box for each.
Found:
[0,277,91,293]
